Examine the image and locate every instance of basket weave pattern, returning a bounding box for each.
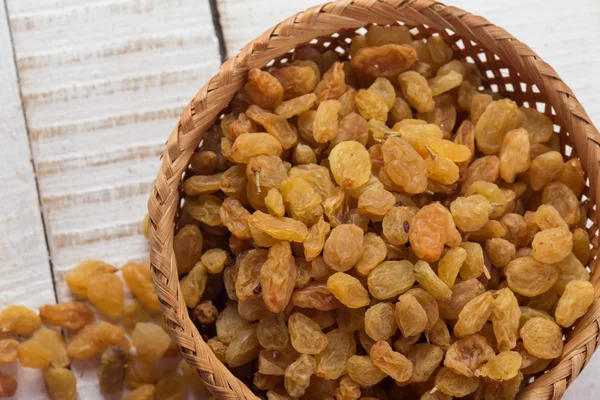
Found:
[148,1,600,399]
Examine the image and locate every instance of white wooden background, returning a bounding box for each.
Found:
[0,0,598,398]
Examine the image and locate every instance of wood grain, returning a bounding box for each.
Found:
[216,0,325,55]
[5,0,221,397]
[0,1,56,398]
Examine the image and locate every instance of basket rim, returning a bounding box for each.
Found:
[148,1,600,399]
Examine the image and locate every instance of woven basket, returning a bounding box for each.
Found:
[148,0,600,398]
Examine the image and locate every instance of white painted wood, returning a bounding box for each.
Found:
[0,1,56,398]
[217,0,325,55]
[5,0,221,397]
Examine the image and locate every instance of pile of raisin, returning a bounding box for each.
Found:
[0,257,211,399]
[175,24,595,400]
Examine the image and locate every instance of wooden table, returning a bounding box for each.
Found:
[0,0,598,398]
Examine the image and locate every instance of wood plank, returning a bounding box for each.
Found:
[216,0,325,55]
[0,1,56,398]
[6,0,222,396]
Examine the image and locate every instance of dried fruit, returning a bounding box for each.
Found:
[352,44,417,77]
[155,371,187,400]
[398,71,435,112]
[435,367,480,397]
[98,346,125,395]
[475,351,522,380]
[329,141,371,189]
[554,280,594,327]
[43,367,77,400]
[260,241,297,312]
[520,317,563,359]
[181,261,208,308]
[395,293,427,337]
[124,384,155,400]
[0,372,17,397]
[505,256,559,297]
[66,260,116,298]
[370,341,413,382]
[40,301,95,331]
[32,328,69,368]
[368,260,415,300]
[288,313,328,354]
[327,273,370,308]
[475,99,521,154]
[122,262,160,311]
[491,288,520,351]
[285,354,316,397]
[323,224,365,272]
[0,305,40,335]
[454,292,494,337]
[409,204,448,262]
[413,260,452,300]
[365,302,397,341]
[225,324,261,367]
[315,329,356,379]
[18,340,52,368]
[347,355,388,386]
[132,322,172,361]
[499,128,530,183]
[88,273,124,317]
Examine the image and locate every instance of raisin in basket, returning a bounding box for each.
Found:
[148,0,600,398]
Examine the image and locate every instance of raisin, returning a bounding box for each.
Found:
[398,71,435,112]
[435,367,480,397]
[88,273,124,317]
[352,44,417,77]
[0,305,40,335]
[395,293,427,337]
[409,204,448,262]
[121,261,160,311]
[347,355,388,386]
[314,62,346,103]
[323,224,365,272]
[499,128,531,183]
[98,346,125,395]
[66,260,116,298]
[32,328,69,368]
[181,261,208,308]
[43,367,77,400]
[0,372,17,397]
[520,317,563,359]
[292,281,342,311]
[367,260,415,300]
[356,233,387,276]
[315,329,356,379]
[18,340,52,368]
[327,273,370,308]
[475,351,522,380]
[329,141,372,189]
[365,302,397,341]
[273,65,318,100]
[406,343,444,383]
[454,292,494,337]
[260,241,297,312]
[288,313,328,354]
[132,322,172,361]
[355,89,388,121]
[0,339,19,364]
[491,288,520,351]
[475,99,521,154]
[124,384,155,400]
[370,340,413,382]
[155,371,187,400]
[555,280,594,327]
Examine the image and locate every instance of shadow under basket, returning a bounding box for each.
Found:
[148,0,600,399]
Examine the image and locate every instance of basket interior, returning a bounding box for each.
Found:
[176,21,599,397]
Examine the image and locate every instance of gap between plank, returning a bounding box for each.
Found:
[209,0,228,61]
[3,0,59,305]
